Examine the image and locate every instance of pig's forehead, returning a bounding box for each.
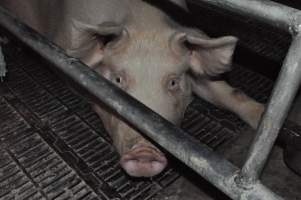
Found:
[109,32,186,70]
[107,52,187,78]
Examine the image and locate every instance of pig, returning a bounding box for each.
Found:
[0,0,264,177]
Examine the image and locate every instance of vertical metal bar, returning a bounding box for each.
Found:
[239,33,301,183]
[0,44,6,81]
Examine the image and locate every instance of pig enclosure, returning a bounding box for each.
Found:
[0,0,301,199]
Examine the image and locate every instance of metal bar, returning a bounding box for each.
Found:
[193,0,301,33]
[192,0,301,183]
[0,6,283,200]
[0,44,6,81]
[240,33,301,182]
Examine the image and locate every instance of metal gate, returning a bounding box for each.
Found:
[0,0,300,199]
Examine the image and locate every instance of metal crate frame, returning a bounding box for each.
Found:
[0,0,300,199]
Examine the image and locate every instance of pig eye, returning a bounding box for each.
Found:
[167,77,180,92]
[113,76,123,86]
[112,73,126,89]
[115,76,122,84]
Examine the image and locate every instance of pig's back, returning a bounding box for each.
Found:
[0,0,62,37]
[0,0,130,46]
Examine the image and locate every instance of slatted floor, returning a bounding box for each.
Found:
[0,100,102,200]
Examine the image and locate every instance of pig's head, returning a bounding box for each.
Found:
[68,20,237,177]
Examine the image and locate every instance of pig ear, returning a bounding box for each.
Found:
[68,20,128,66]
[171,32,238,77]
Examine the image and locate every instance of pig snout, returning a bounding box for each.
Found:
[120,144,168,177]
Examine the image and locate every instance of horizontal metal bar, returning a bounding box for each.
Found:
[240,33,301,182]
[192,0,301,33]
[0,6,283,200]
